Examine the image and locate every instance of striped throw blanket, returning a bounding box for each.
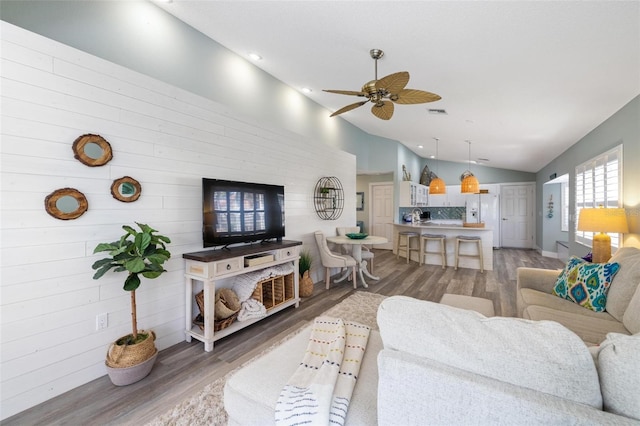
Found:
[275,317,370,425]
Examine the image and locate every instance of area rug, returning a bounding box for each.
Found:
[145,291,387,426]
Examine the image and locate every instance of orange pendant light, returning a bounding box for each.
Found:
[429,137,446,194]
[460,140,480,194]
[461,174,479,194]
[429,177,446,194]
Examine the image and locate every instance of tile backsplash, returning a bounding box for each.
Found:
[427,207,466,220]
[399,206,466,222]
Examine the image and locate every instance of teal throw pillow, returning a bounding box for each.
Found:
[555,260,621,312]
[552,256,586,299]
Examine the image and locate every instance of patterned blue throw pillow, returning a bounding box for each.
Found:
[553,257,620,312]
[552,256,586,299]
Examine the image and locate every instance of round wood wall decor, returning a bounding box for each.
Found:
[44,188,89,220]
[72,134,113,167]
[111,176,142,203]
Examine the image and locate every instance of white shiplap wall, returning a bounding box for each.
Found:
[0,22,356,419]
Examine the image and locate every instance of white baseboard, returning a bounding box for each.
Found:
[541,250,559,259]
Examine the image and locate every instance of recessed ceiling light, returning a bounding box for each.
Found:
[417,145,424,149]
[248,52,262,61]
[301,87,312,94]
[429,155,435,159]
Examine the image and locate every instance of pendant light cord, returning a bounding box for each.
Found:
[434,137,440,175]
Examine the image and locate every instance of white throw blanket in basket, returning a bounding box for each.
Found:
[232,264,295,321]
[275,316,371,426]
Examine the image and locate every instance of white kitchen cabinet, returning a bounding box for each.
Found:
[399,181,429,207]
[426,185,468,207]
[427,192,447,207]
[446,185,468,207]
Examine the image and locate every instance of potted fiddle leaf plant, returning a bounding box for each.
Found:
[92,222,171,386]
[299,250,314,297]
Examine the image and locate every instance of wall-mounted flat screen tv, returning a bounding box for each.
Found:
[202,178,285,248]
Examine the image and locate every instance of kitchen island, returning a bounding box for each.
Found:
[394,222,493,271]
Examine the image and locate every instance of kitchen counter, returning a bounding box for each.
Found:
[393,223,493,271]
[397,220,493,231]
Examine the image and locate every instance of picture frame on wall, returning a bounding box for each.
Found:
[356,192,364,211]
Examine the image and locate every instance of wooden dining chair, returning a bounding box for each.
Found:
[314,231,357,289]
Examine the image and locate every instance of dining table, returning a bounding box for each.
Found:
[326,234,389,288]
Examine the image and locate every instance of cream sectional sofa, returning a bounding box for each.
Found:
[517,246,640,345]
[225,293,640,424]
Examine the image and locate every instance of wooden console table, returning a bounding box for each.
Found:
[183,240,302,352]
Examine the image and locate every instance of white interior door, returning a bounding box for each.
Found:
[370,182,394,250]
[500,184,534,248]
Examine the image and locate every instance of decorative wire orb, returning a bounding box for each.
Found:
[313,177,344,220]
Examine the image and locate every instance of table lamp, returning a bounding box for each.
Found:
[577,207,628,263]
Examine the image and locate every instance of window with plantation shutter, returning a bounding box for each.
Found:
[575,145,623,248]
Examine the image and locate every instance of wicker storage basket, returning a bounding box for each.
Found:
[193,288,241,331]
[193,312,238,331]
[214,312,238,331]
[214,288,241,320]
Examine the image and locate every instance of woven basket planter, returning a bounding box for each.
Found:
[105,330,157,386]
[299,270,314,297]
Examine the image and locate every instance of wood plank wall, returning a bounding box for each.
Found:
[0,22,356,419]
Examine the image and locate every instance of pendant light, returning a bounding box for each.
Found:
[429,137,446,194]
[460,140,480,194]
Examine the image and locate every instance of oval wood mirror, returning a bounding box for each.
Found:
[111,176,141,203]
[45,188,88,220]
[72,134,113,167]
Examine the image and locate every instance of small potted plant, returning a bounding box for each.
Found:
[92,222,171,385]
[299,250,314,297]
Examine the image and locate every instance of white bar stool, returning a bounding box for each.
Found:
[419,234,447,268]
[396,231,419,264]
[454,235,484,273]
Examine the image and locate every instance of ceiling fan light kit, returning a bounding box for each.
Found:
[324,49,441,120]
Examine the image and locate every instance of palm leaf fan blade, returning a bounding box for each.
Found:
[375,71,409,93]
[371,101,394,120]
[323,89,367,97]
[330,100,368,117]
[392,89,441,104]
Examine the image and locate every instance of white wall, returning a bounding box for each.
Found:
[0,22,355,419]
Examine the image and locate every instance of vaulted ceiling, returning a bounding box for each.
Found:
[157,1,640,173]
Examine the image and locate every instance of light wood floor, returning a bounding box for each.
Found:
[4,248,564,426]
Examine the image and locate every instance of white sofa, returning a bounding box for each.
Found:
[517,246,640,345]
[225,296,640,424]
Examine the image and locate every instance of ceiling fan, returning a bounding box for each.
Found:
[323,49,441,120]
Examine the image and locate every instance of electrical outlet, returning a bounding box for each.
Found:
[96,313,108,330]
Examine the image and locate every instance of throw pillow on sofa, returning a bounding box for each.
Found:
[552,256,586,298]
[597,332,640,420]
[552,257,620,312]
[605,246,640,322]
